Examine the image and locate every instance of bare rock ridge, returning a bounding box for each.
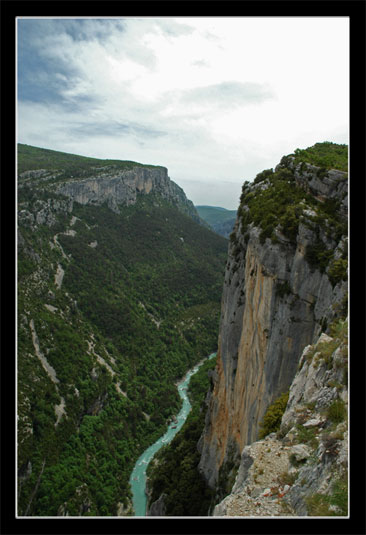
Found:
[52,166,199,220]
[198,153,348,494]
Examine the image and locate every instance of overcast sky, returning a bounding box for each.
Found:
[17,17,349,209]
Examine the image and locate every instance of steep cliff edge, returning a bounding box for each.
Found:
[198,144,348,492]
[18,143,200,222]
[213,321,348,516]
[55,166,199,221]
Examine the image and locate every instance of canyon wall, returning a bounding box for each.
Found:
[198,157,348,489]
[55,166,199,220]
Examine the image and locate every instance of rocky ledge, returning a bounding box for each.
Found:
[213,321,348,517]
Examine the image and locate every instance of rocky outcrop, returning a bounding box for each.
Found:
[18,160,200,225]
[212,323,348,516]
[212,434,295,516]
[55,166,199,220]
[282,157,348,215]
[18,198,74,228]
[198,156,348,490]
[148,493,168,516]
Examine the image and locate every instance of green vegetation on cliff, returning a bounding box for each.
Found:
[289,141,348,172]
[258,391,289,439]
[237,142,348,275]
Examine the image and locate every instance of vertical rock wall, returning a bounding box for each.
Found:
[55,166,199,221]
[198,164,348,489]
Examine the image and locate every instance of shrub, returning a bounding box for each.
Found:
[306,493,333,516]
[314,337,339,369]
[329,319,348,341]
[326,400,347,425]
[294,424,318,449]
[253,168,274,185]
[305,240,334,272]
[278,470,298,486]
[276,280,292,299]
[258,392,289,439]
[330,474,348,515]
[259,225,274,244]
[328,258,348,287]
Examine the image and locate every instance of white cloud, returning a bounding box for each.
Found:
[17,17,349,209]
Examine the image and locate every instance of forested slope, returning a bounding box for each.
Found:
[17,144,228,516]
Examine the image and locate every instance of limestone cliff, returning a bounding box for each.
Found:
[18,147,200,223]
[54,166,199,221]
[198,148,348,491]
[213,322,348,516]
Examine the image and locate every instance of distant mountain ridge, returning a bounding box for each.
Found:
[195,205,237,238]
[18,144,200,223]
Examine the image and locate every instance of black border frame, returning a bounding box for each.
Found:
[2,2,365,534]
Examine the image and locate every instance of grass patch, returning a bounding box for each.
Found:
[325,400,347,425]
[294,425,318,450]
[306,473,348,516]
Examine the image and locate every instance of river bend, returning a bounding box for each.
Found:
[129,352,216,516]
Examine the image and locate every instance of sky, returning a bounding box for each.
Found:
[17,17,349,209]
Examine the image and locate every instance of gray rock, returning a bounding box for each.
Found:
[231,446,254,493]
[289,444,312,461]
[303,417,324,428]
[56,166,200,221]
[198,154,347,490]
[148,493,167,516]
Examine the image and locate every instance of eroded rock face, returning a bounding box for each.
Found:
[212,326,348,517]
[148,493,167,516]
[198,161,348,490]
[198,226,346,488]
[284,159,348,215]
[56,166,199,220]
[18,199,74,228]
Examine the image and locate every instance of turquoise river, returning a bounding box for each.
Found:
[129,352,216,516]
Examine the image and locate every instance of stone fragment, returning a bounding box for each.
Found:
[303,417,324,428]
[289,444,312,461]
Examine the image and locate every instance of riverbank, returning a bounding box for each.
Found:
[129,353,217,516]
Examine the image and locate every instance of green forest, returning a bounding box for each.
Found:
[17,145,228,516]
